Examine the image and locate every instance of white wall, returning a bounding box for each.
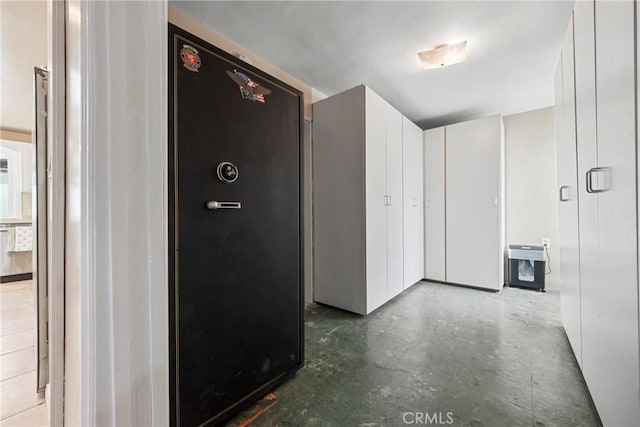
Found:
[0,0,47,132]
[169,6,314,119]
[504,107,560,287]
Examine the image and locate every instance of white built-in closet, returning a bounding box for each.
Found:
[423,116,505,291]
[312,85,424,315]
[555,1,640,424]
[403,117,425,289]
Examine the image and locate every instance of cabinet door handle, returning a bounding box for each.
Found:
[586,169,593,193]
[559,185,569,202]
[586,167,610,194]
[388,195,392,206]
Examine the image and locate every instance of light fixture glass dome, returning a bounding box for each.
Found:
[418,41,468,69]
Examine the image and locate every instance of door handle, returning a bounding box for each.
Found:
[559,185,570,202]
[206,201,242,210]
[586,167,610,194]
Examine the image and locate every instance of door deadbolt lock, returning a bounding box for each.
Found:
[217,161,238,183]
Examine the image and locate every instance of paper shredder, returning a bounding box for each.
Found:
[507,244,546,291]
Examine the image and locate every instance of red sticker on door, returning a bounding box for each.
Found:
[180,45,201,72]
[226,69,272,104]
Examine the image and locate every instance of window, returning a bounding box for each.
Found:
[0,139,34,219]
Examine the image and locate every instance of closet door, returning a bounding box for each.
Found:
[556,15,583,366]
[403,117,424,288]
[386,105,404,299]
[413,123,424,283]
[572,1,597,371]
[582,2,640,424]
[445,116,502,290]
[365,88,388,313]
[423,127,446,281]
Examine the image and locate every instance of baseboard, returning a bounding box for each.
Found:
[422,278,502,292]
[1,273,33,283]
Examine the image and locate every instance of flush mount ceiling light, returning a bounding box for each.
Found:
[418,41,468,69]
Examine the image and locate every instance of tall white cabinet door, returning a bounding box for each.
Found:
[386,104,405,299]
[365,88,389,313]
[557,16,583,367]
[445,116,502,290]
[403,117,424,288]
[582,2,640,424]
[423,127,446,281]
[413,123,424,283]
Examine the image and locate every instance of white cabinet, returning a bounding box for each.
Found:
[403,117,424,289]
[364,88,389,313]
[555,1,640,424]
[423,117,504,291]
[313,85,415,315]
[446,116,504,290]
[386,104,405,299]
[423,127,446,281]
[586,1,639,424]
[556,14,583,366]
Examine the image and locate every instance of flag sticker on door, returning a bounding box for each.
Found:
[226,70,272,104]
[180,45,201,72]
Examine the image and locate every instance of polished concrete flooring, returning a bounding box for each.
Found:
[230,281,600,427]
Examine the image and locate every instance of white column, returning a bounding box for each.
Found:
[65,1,169,425]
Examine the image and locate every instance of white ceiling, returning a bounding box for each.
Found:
[0,1,47,133]
[171,1,573,129]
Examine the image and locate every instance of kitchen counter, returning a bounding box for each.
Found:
[0,221,33,282]
[0,219,32,226]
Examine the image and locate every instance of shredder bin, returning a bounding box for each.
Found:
[507,244,546,291]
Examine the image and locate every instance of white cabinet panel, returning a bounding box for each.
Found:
[386,104,404,300]
[556,2,640,424]
[365,88,389,313]
[445,116,503,290]
[572,1,597,370]
[581,2,640,424]
[403,117,424,289]
[414,127,424,283]
[423,127,446,281]
[557,15,583,367]
[313,86,367,314]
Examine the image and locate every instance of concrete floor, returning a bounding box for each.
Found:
[229,281,600,427]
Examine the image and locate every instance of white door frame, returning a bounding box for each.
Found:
[46,0,65,425]
[64,1,169,425]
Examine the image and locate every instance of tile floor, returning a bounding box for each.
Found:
[230,282,601,427]
[0,280,46,426]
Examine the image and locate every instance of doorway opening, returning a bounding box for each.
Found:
[0,1,57,425]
